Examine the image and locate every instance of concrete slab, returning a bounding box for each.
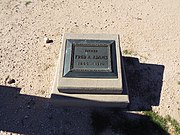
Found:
[57,33,123,94]
[51,33,129,107]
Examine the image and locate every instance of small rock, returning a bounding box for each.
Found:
[24,115,29,119]
[44,37,53,43]
[137,17,142,20]
[7,79,15,84]
[27,105,31,108]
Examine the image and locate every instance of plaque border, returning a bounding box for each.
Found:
[63,39,118,78]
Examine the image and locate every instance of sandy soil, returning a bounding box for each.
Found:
[0,0,180,134]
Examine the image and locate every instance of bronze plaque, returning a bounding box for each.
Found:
[63,39,117,78]
[71,44,111,72]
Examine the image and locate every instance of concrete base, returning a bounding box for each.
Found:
[50,33,129,107]
[57,34,124,94]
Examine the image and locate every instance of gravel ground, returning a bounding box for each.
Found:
[0,0,179,134]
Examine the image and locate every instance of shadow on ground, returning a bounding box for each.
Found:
[0,57,166,135]
[91,108,169,135]
[123,56,164,111]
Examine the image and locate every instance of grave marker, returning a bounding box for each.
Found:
[51,34,129,107]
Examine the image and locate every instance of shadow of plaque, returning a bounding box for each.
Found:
[123,57,165,110]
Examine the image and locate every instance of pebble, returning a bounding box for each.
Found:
[24,115,29,119]
[44,37,53,43]
[7,78,15,84]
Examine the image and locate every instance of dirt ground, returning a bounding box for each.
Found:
[0,0,179,134]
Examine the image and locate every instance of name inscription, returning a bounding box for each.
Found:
[72,45,111,71]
